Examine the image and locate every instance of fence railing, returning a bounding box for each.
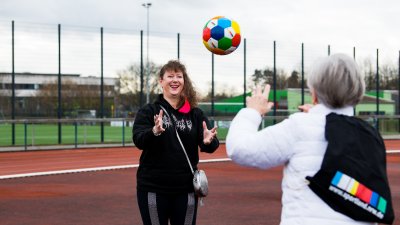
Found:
[1,20,400,149]
[0,118,135,151]
[1,115,400,152]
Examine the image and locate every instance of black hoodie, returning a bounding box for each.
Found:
[132,94,219,194]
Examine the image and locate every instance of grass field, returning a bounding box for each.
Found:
[2,116,400,148]
[0,124,132,146]
[0,123,228,147]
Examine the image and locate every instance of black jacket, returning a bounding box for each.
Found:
[132,95,219,194]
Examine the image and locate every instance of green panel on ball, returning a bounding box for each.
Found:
[218,37,232,51]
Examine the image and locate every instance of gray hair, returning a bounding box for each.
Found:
[307,53,365,108]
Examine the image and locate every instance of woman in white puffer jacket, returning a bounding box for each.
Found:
[226,54,377,225]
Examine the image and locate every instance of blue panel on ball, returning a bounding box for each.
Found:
[210,26,225,40]
[217,18,231,29]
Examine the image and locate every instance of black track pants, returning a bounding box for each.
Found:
[137,190,198,225]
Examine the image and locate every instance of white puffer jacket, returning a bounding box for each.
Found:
[226,104,377,225]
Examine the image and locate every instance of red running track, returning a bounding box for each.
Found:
[0,142,399,225]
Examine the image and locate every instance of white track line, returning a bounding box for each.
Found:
[387,150,400,154]
[0,158,232,180]
[200,158,231,163]
[0,165,138,180]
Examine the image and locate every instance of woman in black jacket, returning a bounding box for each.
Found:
[132,60,219,225]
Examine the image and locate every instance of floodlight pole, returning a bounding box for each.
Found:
[142,2,152,103]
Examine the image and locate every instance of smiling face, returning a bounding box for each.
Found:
[160,69,185,99]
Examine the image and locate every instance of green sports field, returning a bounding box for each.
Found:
[0,123,132,146]
[0,123,228,147]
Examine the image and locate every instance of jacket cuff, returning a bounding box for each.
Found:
[238,108,262,125]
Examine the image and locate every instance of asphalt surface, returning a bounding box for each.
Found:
[0,143,399,225]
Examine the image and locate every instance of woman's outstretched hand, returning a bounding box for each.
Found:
[153,109,165,135]
[246,85,274,116]
[203,121,217,145]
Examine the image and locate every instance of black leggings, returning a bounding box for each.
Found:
[137,190,198,225]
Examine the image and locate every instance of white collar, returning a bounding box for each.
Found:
[308,104,354,116]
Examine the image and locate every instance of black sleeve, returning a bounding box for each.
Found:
[197,109,219,153]
[132,105,157,150]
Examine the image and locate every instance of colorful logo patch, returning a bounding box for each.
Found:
[330,171,386,218]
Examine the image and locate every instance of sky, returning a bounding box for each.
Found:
[1,0,399,94]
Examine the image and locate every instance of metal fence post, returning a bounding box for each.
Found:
[177,33,180,60]
[100,27,104,143]
[376,49,380,131]
[301,43,304,105]
[58,24,62,144]
[122,120,125,147]
[243,38,246,108]
[32,123,35,146]
[140,30,144,108]
[74,121,78,149]
[273,41,276,124]
[211,53,215,119]
[11,20,15,145]
[398,50,400,132]
[84,123,87,145]
[24,121,27,151]
[353,46,356,116]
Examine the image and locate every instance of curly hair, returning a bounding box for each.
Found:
[159,60,198,108]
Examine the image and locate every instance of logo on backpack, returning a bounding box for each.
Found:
[330,171,387,219]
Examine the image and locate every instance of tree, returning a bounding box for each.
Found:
[250,67,288,89]
[252,68,273,85]
[287,70,301,88]
[36,79,115,118]
[114,61,161,116]
[380,64,398,90]
[360,58,399,91]
[361,58,376,91]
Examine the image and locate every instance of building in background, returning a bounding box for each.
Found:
[0,73,117,118]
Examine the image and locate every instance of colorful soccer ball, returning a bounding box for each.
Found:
[202,16,241,55]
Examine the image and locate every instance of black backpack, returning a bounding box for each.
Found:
[306,113,395,224]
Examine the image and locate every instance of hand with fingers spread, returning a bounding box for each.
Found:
[152,109,165,136]
[246,84,274,116]
[203,121,218,145]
